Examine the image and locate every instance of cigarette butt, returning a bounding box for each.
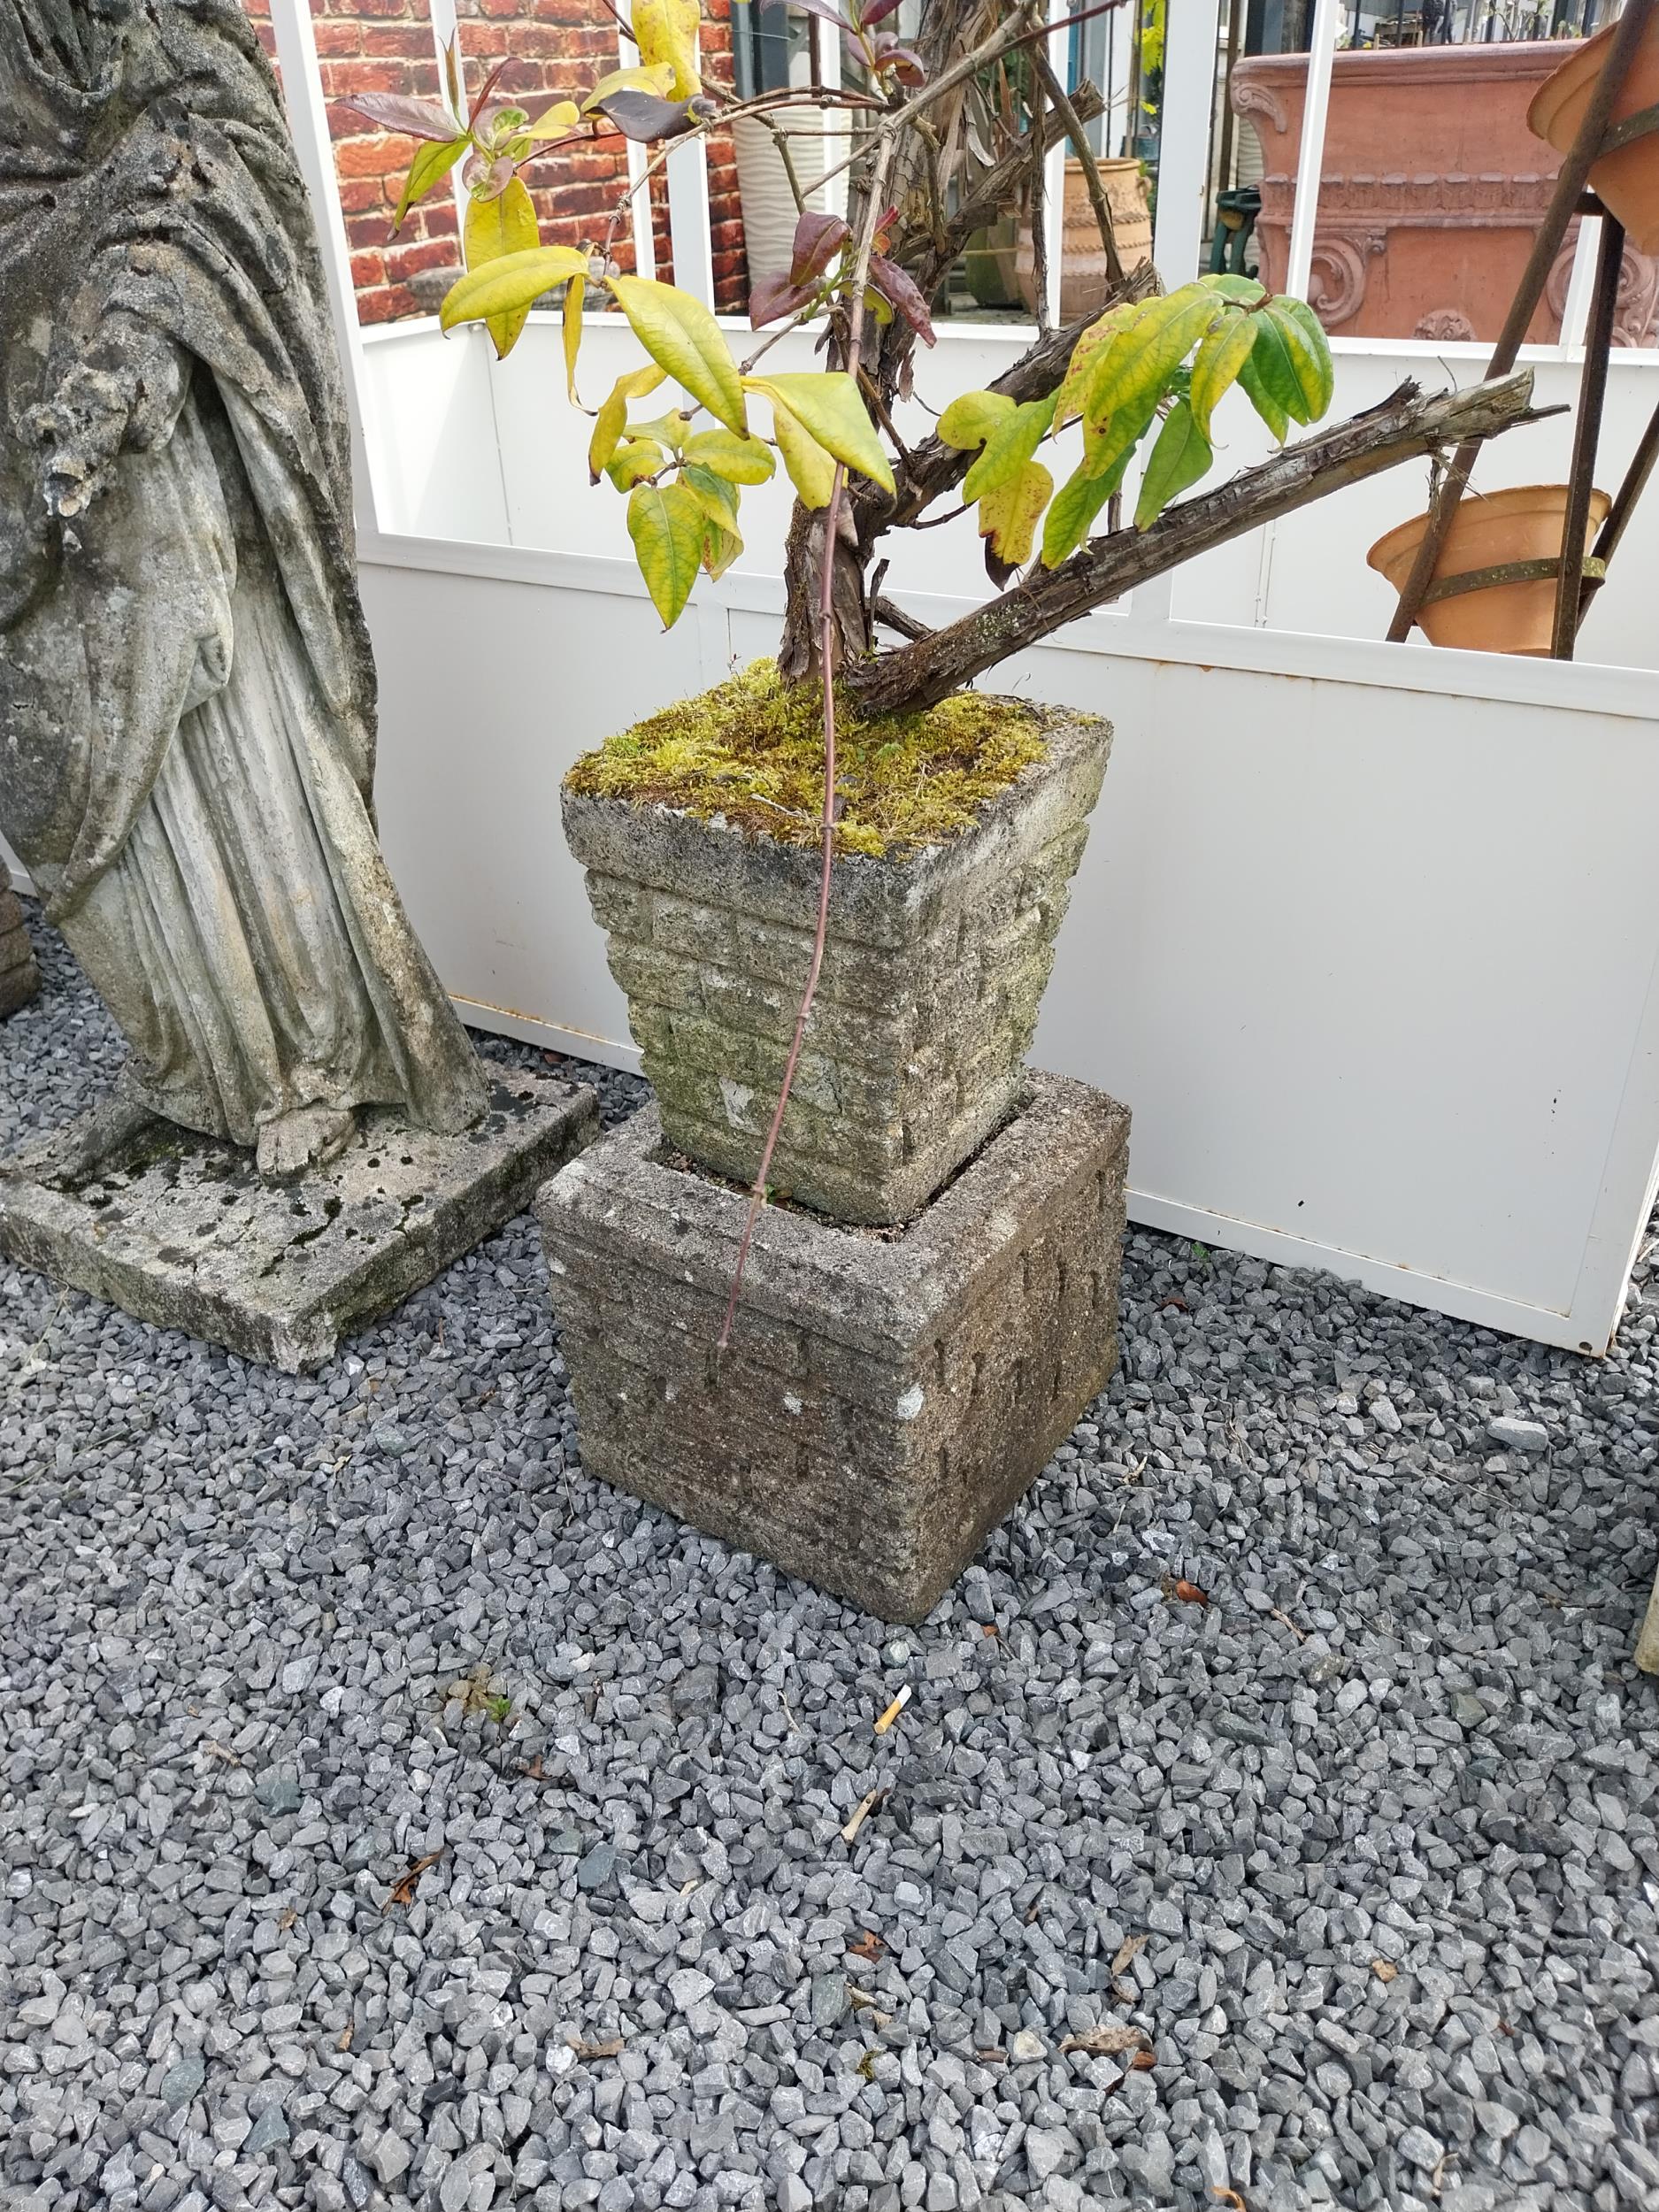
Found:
[873,1684,911,1735]
[840,1788,881,1843]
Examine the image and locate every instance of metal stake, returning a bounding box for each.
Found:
[1551,210,1624,659]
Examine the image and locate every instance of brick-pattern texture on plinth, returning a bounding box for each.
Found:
[564,707,1111,1225]
[0,863,40,1019]
[537,1073,1128,1622]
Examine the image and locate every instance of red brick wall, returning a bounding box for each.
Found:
[245,0,747,323]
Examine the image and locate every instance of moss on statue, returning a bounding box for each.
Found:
[564,662,1046,859]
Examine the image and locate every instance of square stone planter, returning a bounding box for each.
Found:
[536,1071,1128,1622]
[563,703,1110,1224]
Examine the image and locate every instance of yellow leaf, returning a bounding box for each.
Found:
[937,389,1015,452]
[764,393,837,509]
[1187,311,1256,441]
[962,394,1055,504]
[583,63,679,111]
[442,245,591,353]
[681,462,741,530]
[604,439,663,489]
[680,428,775,485]
[563,274,584,403]
[702,520,742,580]
[630,0,701,99]
[465,175,541,359]
[742,373,894,494]
[526,99,582,138]
[978,460,1053,572]
[588,363,668,481]
[1054,300,1155,428]
[606,277,747,437]
[1082,283,1221,430]
[627,480,706,627]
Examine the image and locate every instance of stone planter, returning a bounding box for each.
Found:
[538,1072,1128,1621]
[563,702,1111,1225]
[0,861,40,1018]
[1231,42,1659,347]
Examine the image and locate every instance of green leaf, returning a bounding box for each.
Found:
[681,462,741,530]
[681,428,775,485]
[764,394,837,509]
[1133,399,1213,529]
[1262,297,1334,423]
[442,244,591,345]
[1187,311,1257,441]
[978,459,1053,573]
[1080,387,1160,483]
[604,439,664,489]
[627,480,706,628]
[1236,346,1290,441]
[743,373,895,494]
[607,276,748,436]
[963,393,1056,503]
[1201,273,1267,305]
[1041,461,1118,568]
[394,133,469,235]
[937,389,1015,451]
[588,363,669,481]
[1083,283,1223,431]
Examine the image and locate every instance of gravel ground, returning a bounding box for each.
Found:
[4,907,1659,2212]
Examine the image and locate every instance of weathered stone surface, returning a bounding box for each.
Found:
[564,706,1110,1224]
[0,863,41,1019]
[0,1071,596,1371]
[0,0,485,1179]
[537,1071,1128,1621]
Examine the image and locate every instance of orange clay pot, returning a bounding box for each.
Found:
[1529,16,1659,257]
[1367,484,1611,656]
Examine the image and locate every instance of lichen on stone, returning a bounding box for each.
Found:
[563,661,1047,859]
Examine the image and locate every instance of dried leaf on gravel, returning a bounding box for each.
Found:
[336,2023,353,2051]
[1371,1959,1398,1983]
[1061,2022,1149,2056]
[847,1930,884,1962]
[1129,2050,1157,2070]
[1111,1933,1149,1976]
[568,2035,625,2061]
[1210,2191,1248,2210]
[1162,1574,1210,1607]
[383,1847,445,1911]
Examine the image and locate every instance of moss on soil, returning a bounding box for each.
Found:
[564,660,1046,859]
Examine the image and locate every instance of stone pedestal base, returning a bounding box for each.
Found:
[0,863,40,1018]
[0,1071,597,1371]
[537,1071,1128,1622]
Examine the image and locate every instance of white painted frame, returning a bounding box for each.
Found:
[248,0,1659,1355]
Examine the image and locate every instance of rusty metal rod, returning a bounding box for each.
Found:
[1551,210,1624,659]
[1576,390,1659,637]
[1385,0,1656,643]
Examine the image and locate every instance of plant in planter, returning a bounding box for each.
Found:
[373,0,1544,1617]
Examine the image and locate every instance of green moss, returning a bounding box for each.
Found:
[564,661,1046,859]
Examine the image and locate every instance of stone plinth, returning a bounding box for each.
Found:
[0,863,40,1019]
[537,1072,1128,1622]
[564,709,1110,1225]
[0,1072,597,1371]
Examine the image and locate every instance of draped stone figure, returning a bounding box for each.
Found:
[0,0,487,1177]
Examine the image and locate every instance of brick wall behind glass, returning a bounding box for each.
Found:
[245,0,747,322]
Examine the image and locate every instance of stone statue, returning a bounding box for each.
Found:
[0,0,486,1178]
[0,857,40,1017]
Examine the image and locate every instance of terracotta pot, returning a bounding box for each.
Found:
[1367,483,1611,656]
[1016,158,1153,321]
[1529,16,1659,257]
[1233,42,1659,345]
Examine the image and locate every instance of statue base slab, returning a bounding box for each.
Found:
[0,1070,598,1371]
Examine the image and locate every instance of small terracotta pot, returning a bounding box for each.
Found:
[1367,483,1611,656]
[1529,17,1659,257]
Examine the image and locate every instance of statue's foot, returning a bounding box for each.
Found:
[257,1105,357,1181]
[34,1068,159,1184]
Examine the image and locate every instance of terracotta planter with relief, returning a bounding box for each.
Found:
[1015,157,1154,320]
[1232,42,1659,346]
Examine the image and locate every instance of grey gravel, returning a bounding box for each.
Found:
[4,905,1659,2212]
